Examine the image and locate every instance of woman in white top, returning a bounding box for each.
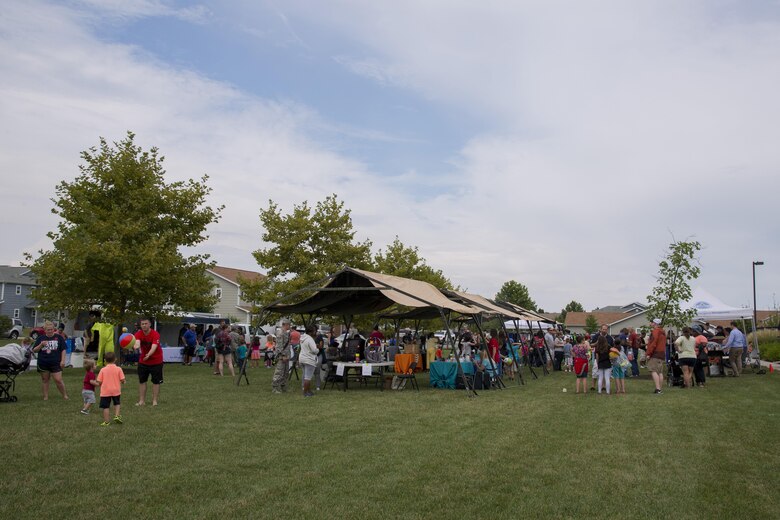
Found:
[298,324,320,398]
[674,327,697,389]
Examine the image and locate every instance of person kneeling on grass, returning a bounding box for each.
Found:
[95,352,125,426]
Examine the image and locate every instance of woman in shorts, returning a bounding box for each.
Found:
[674,327,697,388]
[32,321,69,400]
[297,324,320,397]
[571,335,589,394]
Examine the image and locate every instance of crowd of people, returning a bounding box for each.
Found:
[17,310,755,413]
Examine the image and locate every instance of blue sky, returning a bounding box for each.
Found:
[1,0,779,313]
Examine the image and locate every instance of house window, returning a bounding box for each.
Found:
[15,285,21,295]
[215,288,222,300]
[31,309,37,322]
[13,309,20,319]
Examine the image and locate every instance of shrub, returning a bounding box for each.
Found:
[759,342,780,362]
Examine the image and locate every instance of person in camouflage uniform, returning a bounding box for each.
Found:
[272,319,292,393]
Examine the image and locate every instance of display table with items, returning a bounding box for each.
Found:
[333,361,394,391]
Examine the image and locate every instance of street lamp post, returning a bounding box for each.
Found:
[752,261,764,355]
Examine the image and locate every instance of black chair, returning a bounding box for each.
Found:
[396,361,419,392]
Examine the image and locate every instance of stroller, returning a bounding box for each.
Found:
[0,343,33,402]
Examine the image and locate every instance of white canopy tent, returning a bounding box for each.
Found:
[685,287,753,321]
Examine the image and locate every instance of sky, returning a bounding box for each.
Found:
[1,0,779,313]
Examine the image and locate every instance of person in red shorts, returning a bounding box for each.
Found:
[572,335,590,394]
[134,317,163,406]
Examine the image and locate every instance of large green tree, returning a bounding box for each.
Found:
[244,195,372,306]
[26,132,221,324]
[646,239,702,329]
[558,300,585,324]
[495,280,537,311]
[374,236,453,290]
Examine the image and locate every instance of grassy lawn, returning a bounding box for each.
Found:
[1,362,779,519]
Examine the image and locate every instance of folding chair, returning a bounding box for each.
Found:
[396,361,419,392]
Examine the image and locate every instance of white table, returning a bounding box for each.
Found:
[333,361,395,391]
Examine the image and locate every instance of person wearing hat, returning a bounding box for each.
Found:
[693,335,709,387]
[272,319,292,393]
[645,318,667,394]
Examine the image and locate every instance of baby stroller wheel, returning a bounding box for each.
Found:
[10,396,17,402]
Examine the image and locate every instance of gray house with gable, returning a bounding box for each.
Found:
[0,266,39,327]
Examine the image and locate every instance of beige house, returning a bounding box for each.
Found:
[206,266,265,324]
[563,310,651,336]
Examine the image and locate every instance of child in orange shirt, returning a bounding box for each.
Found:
[95,351,126,426]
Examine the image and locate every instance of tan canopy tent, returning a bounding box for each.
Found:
[262,267,474,316]
[255,267,481,394]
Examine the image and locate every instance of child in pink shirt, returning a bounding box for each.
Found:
[95,352,126,427]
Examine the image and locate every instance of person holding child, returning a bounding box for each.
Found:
[595,335,613,395]
[80,359,97,415]
[95,351,125,426]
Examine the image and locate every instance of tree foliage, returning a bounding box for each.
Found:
[244,195,373,306]
[558,300,585,324]
[584,313,600,334]
[374,236,453,290]
[495,280,537,311]
[646,239,702,330]
[25,132,221,324]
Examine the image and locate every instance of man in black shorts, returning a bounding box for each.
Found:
[134,317,163,406]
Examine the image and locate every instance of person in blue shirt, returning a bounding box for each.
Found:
[723,321,747,377]
[32,321,69,400]
[182,324,198,366]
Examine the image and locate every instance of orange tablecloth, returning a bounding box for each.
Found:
[394,353,422,373]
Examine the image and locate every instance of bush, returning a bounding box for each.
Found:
[748,329,780,344]
[0,315,11,336]
[759,342,780,362]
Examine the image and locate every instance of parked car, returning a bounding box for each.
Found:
[4,318,24,339]
[29,326,46,340]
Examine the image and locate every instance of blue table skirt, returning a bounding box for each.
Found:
[429,361,475,388]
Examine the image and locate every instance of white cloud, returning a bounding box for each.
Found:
[75,0,210,23]
[2,0,779,313]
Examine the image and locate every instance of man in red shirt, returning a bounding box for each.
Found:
[645,319,667,394]
[134,317,163,406]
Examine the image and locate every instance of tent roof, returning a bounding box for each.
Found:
[493,300,557,323]
[686,287,753,321]
[263,267,475,316]
[443,290,529,319]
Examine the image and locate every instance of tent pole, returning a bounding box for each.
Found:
[440,309,476,396]
[472,317,505,389]
[500,320,523,386]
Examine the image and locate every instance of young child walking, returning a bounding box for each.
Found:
[563,337,573,373]
[95,352,125,426]
[250,335,262,368]
[572,335,589,394]
[611,342,627,394]
[80,359,97,415]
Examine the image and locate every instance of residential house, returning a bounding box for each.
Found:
[0,266,39,327]
[563,310,650,336]
[206,266,266,325]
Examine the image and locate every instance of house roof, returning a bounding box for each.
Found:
[0,266,36,285]
[208,266,265,287]
[563,311,648,328]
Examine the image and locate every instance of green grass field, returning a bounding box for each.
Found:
[1,361,779,519]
